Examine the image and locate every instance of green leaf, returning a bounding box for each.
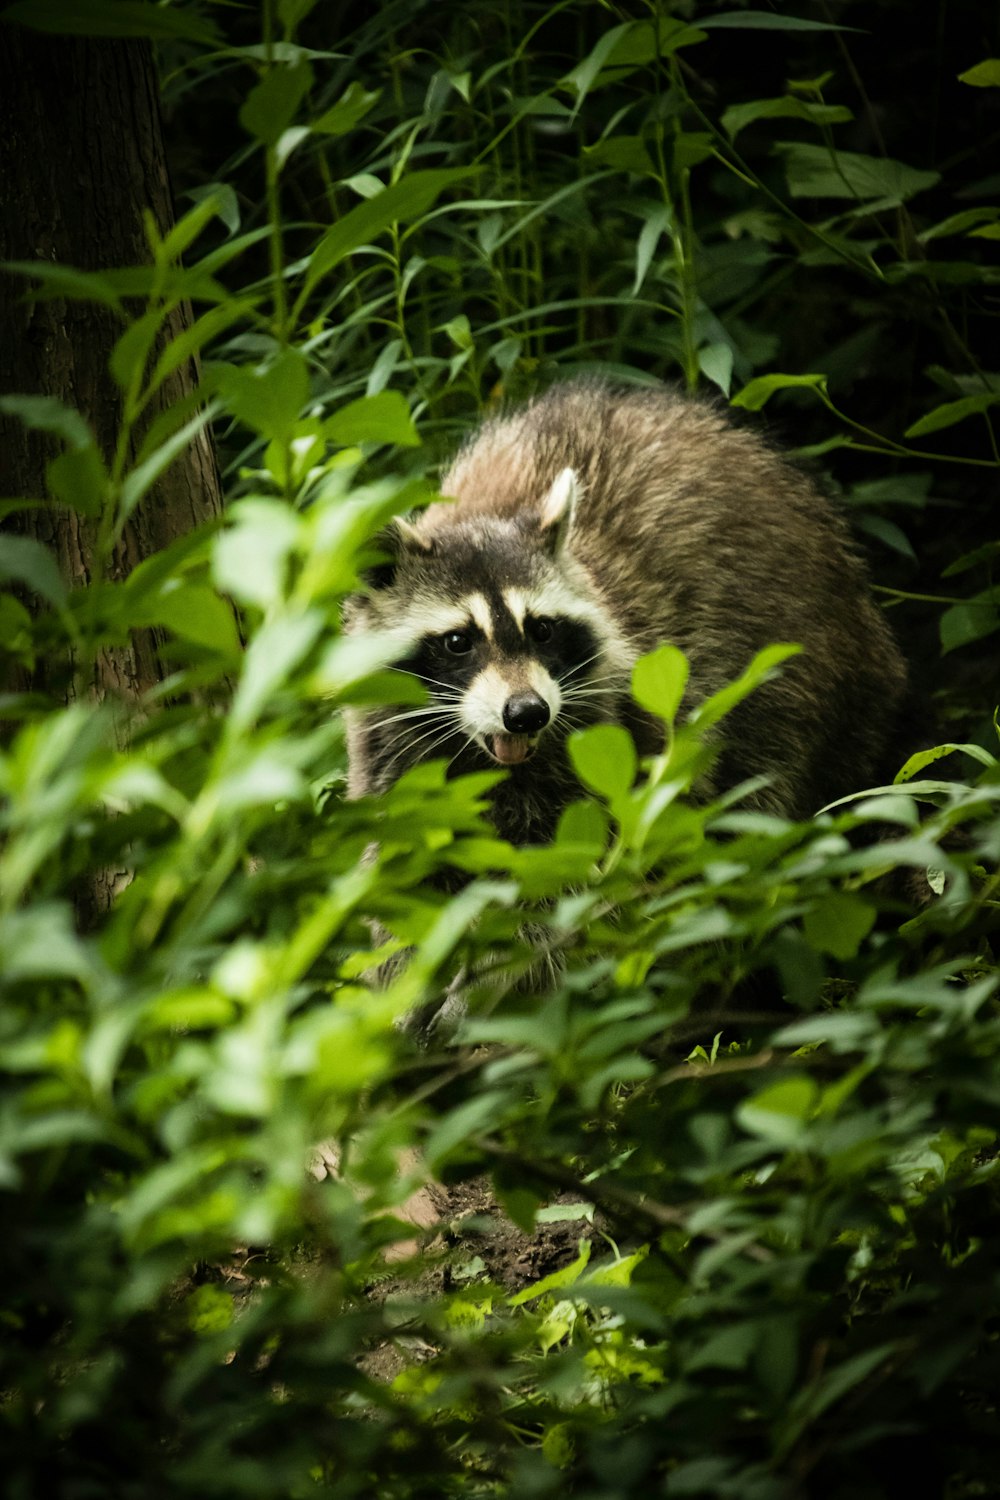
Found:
[230,613,323,733]
[0,396,107,518]
[302,169,472,302]
[775,143,939,203]
[632,643,688,724]
[895,742,996,781]
[722,96,852,139]
[509,1240,592,1305]
[2,0,221,43]
[700,11,860,30]
[213,499,301,611]
[312,81,380,136]
[905,392,1000,437]
[183,182,241,237]
[737,1075,818,1145]
[958,59,1000,87]
[939,594,1000,654]
[212,348,309,443]
[0,393,92,450]
[692,643,801,729]
[109,309,163,393]
[919,207,1000,243]
[239,61,313,147]
[698,341,734,396]
[119,403,220,522]
[325,391,419,448]
[731,373,828,410]
[141,584,240,656]
[3,259,126,310]
[633,205,669,293]
[803,892,876,960]
[0,536,66,609]
[569,723,637,802]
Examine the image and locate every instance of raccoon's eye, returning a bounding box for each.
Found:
[442,629,474,655]
[526,616,554,644]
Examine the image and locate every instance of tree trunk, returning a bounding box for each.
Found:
[0,25,223,701]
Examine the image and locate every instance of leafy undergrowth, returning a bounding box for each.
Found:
[3,2,1000,1496]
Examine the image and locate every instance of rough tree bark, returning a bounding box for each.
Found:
[0,24,223,700]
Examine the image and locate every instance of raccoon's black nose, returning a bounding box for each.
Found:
[503,693,550,733]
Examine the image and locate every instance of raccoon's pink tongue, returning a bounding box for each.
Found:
[491,733,532,765]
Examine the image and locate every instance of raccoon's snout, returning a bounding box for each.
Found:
[503,693,550,734]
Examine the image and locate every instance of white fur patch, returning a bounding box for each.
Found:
[387,591,494,651]
[465,592,493,638]
[503,587,528,631]
[540,467,580,530]
[461,662,561,738]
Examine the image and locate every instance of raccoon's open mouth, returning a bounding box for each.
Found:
[483,732,539,766]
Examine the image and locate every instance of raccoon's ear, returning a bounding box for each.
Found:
[538,467,580,555]
[364,516,434,589]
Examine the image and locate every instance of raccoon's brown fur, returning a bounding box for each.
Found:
[346,379,907,844]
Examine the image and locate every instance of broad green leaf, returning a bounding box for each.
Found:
[905,392,1000,437]
[634,205,670,293]
[803,892,876,960]
[569,723,637,802]
[632,643,688,724]
[141,584,240,656]
[0,536,66,609]
[160,193,235,263]
[213,499,300,611]
[0,396,107,518]
[958,59,1000,87]
[731,373,827,410]
[148,303,251,397]
[46,445,107,519]
[312,81,380,135]
[0,393,93,450]
[302,169,471,302]
[109,309,163,393]
[239,61,313,147]
[895,742,996,782]
[700,12,859,30]
[939,594,1000,654]
[183,182,241,237]
[737,1075,818,1144]
[722,96,852,139]
[229,612,323,733]
[2,0,221,43]
[585,135,657,176]
[424,1091,510,1173]
[326,391,419,448]
[509,1240,592,1305]
[775,143,939,203]
[698,341,734,396]
[919,207,1000,243]
[212,348,309,443]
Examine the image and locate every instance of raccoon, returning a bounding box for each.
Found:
[345,379,907,844]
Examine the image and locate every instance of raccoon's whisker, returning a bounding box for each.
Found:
[558,649,613,680]
[381,715,464,770]
[388,667,467,697]
[560,678,625,698]
[447,733,480,772]
[376,703,458,730]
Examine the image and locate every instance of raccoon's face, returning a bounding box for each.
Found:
[353,469,632,775]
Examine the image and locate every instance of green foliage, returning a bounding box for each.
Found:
[2,1,1000,1497]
